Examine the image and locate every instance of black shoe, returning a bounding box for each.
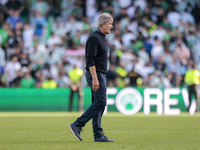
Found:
[94,135,114,142]
[68,123,83,141]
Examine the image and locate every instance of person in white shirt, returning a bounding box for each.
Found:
[122,28,136,49]
[134,0,147,11]
[113,36,122,50]
[151,37,165,59]
[65,16,82,38]
[181,9,195,24]
[151,25,166,41]
[52,21,66,38]
[0,46,6,67]
[118,0,132,8]
[167,8,181,27]
[22,23,34,50]
[31,0,49,17]
[47,32,62,49]
[5,55,21,86]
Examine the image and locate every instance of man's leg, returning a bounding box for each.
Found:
[74,72,106,128]
[92,108,105,137]
[69,72,113,142]
[74,86,106,128]
[91,89,105,138]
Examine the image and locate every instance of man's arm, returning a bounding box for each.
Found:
[89,66,99,91]
[86,36,99,91]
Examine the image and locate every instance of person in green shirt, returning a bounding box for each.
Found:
[20,72,35,88]
[0,24,8,47]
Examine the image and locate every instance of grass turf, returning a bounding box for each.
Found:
[0,112,200,150]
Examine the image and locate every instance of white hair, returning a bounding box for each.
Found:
[97,13,113,29]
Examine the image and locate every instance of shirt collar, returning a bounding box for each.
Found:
[97,29,105,37]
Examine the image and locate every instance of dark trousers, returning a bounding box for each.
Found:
[188,85,198,112]
[74,71,107,138]
[69,84,81,112]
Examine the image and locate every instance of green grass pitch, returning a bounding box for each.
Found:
[0,112,200,150]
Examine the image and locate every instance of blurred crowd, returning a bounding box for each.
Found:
[0,0,200,88]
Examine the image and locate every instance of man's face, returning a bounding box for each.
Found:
[102,20,113,35]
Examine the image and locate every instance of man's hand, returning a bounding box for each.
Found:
[89,66,99,91]
[92,78,99,91]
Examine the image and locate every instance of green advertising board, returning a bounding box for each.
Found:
[0,87,198,114]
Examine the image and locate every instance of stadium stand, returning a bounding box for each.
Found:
[0,0,200,88]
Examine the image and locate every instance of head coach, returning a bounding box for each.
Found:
[69,12,114,142]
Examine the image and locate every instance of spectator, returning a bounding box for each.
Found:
[0,0,200,91]
[0,45,6,67]
[151,25,166,41]
[65,16,82,38]
[167,7,181,27]
[6,29,18,60]
[6,10,23,30]
[29,46,44,71]
[184,64,200,112]
[86,0,97,21]
[138,46,149,64]
[20,72,35,88]
[157,74,171,88]
[118,0,131,9]
[115,60,128,87]
[47,32,62,49]
[145,73,160,87]
[134,0,147,11]
[5,55,21,87]
[46,51,61,66]
[22,23,34,49]
[31,0,49,17]
[42,64,52,80]
[182,9,195,24]
[32,11,47,38]
[52,21,66,38]
[34,68,45,88]
[127,65,142,86]
[80,30,90,46]
[68,3,83,20]
[0,63,5,87]
[42,76,57,89]
[174,44,190,66]
[169,36,186,53]
[68,65,83,112]
[143,36,152,56]
[122,28,136,49]
[18,52,30,72]
[3,0,24,17]
[64,32,74,49]
[60,0,75,22]
[0,23,9,47]
[155,56,166,74]
[191,4,200,25]
[151,37,165,60]
[55,70,70,88]
[106,64,118,87]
